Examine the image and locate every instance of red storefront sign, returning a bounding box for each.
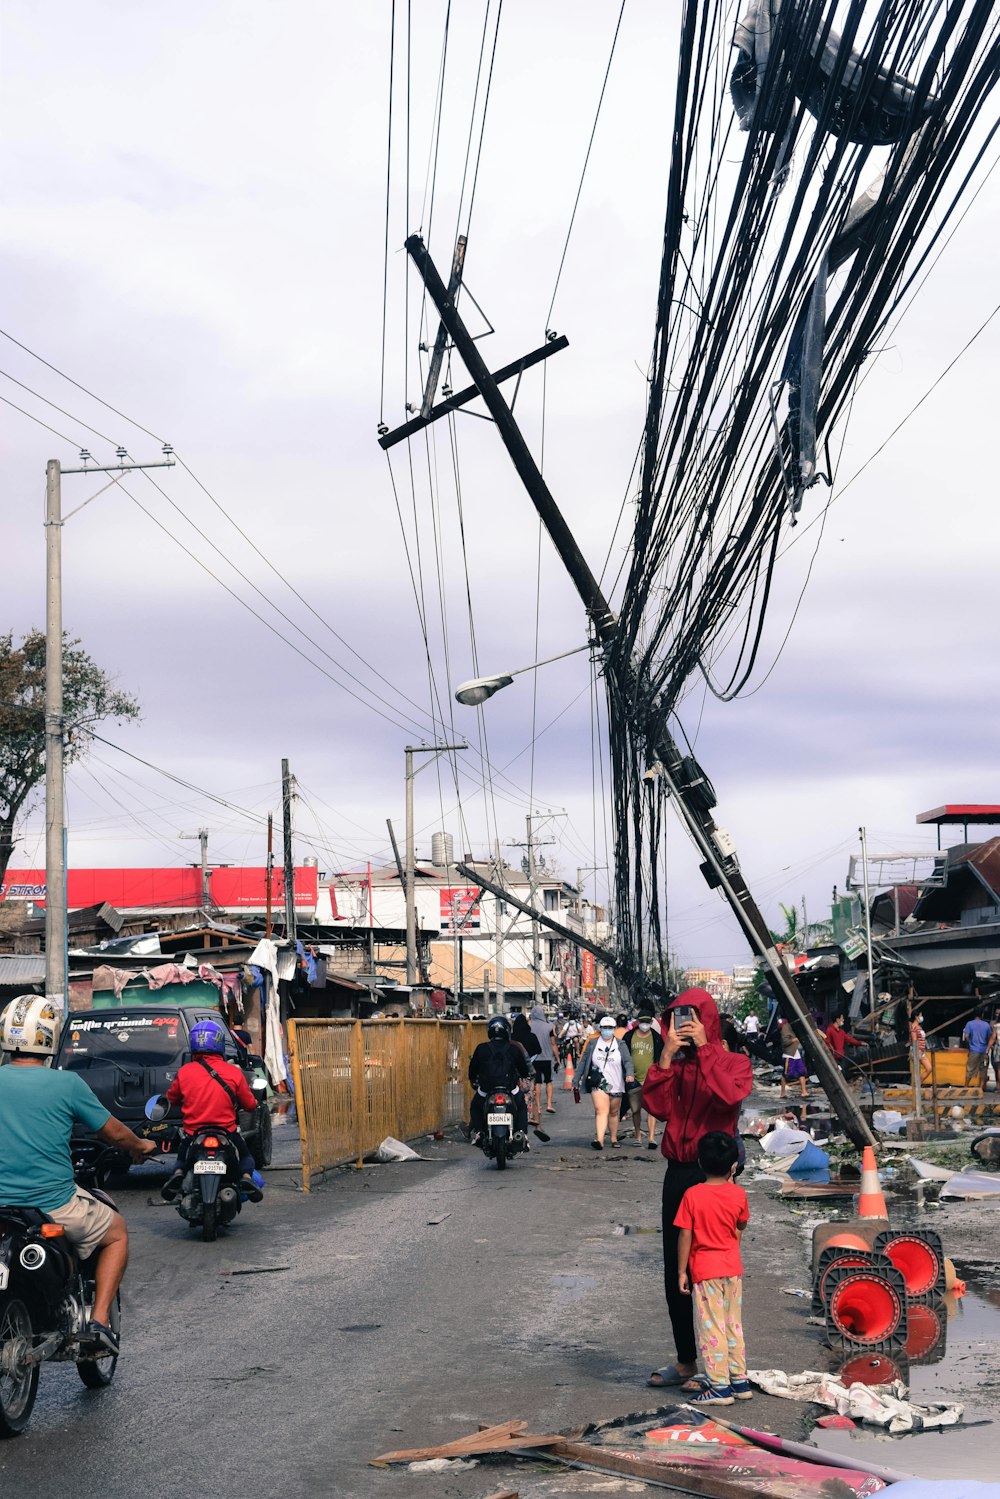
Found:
[439,888,481,931]
[0,867,319,912]
[581,950,596,989]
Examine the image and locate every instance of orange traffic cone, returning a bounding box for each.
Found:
[858,1146,889,1220]
[563,1058,575,1089]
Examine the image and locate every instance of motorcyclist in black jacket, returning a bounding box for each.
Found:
[467,1016,532,1143]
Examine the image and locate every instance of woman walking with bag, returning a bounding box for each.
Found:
[574,1015,636,1150]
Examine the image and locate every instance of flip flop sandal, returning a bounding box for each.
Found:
[647,1364,695,1388]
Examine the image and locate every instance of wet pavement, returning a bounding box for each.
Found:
[0,1088,996,1494]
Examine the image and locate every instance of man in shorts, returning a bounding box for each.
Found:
[0,995,156,1355]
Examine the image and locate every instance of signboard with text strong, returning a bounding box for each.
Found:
[439,888,481,932]
[581,950,596,990]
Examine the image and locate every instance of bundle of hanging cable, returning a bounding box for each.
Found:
[606,0,999,985]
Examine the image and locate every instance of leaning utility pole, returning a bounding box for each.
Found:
[43,448,174,1013]
[281,758,296,942]
[389,236,874,1148]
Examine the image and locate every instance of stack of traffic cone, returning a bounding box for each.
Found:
[858,1146,889,1221]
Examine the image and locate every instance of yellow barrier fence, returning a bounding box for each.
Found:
[288,1017,487,1189]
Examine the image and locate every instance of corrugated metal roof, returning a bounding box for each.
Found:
[0,955,47,986]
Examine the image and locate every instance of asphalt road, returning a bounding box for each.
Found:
[2,1090,991,1496]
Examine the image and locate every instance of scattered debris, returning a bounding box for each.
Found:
[816,1413,856,1429]
[426,1212,451,1225]
[747,1368,964,1432]
[373,1136,427,1162]
[941,1169,1000,1199]
[220,1265,290,1277]
[407,1458,478,1472]
[338,1323,382,1333]
[781,1286,811,1298]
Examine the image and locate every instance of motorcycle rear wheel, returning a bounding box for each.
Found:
[495,1139,507,1171]
[0,1298,39,1437]
[202,1201,219,1242]
[77,1293,120,1389]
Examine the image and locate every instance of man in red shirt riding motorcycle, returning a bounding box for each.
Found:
[160,1019,263,1202]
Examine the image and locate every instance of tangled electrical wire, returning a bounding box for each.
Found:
[607,0,1000,984]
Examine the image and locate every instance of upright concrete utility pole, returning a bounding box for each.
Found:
[404,743,467,986]
[281,759,296,943]
[180,828,210,907]
[394,236,874,1148]
[43,448,175,1014]
[493,840,506,1014]
[527,815,542,1009]
[404,748,416,986]
[265,813,274,939]
[44,461,66,1012]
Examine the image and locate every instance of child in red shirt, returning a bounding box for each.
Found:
[674,1130,751,1405]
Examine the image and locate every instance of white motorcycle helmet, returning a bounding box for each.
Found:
[0,994,61,1056]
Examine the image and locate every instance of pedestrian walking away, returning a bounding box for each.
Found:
[779,1019,807,1100]
[675,1130,752,1405]
[573,1017,636,1150]
[641,989,752,1390]
[963,1009,994,1090]
[512,1012,542,1125]
[528,1004,559,1114]
[624,1007,663,1148]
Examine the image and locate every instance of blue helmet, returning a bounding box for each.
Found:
[189,1018,227,1055]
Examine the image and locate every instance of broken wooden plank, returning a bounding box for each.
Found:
[372,1420,560,1464]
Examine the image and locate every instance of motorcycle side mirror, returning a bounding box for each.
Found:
[145,1095,169,1122]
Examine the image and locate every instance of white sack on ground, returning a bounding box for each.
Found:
[760,1127,811,1155]
[747,1369,964,1433]
[374,1136,426,1162]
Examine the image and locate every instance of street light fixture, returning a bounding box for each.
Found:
[454,642,590,706]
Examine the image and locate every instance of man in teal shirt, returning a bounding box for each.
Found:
[0,995,155,1354]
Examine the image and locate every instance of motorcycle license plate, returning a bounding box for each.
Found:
[487,1113,513,1127]
[0,1265,7,1291]
[193,1160,226,1175]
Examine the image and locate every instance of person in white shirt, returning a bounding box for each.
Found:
[572,1016,636,1151]
[743,1013,761,1038]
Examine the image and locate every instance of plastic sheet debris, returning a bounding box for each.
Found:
[407,1457,478,1472]
[940,1169,1000,1199]
[373,1136,426,1162]
[747,1369,964,1433]
[909,1158,955,1182]
[877,1483,1000,1498]
[816,1413,856,1429]
[873,1110,907,1134]
[761,1125,812,1155]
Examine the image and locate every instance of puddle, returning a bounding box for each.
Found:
[812,1285,1000,1480]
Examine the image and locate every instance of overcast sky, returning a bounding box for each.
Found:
[2,1,997,970]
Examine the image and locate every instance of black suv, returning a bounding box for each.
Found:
[55,1007,272,1174]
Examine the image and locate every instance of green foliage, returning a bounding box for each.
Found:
[0,629,140,878]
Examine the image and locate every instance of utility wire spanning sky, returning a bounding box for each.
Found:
[2,1,997,969]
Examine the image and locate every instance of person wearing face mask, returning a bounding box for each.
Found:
[573,1016,636,1150]
[642,989,752,1391]
[624,1007,664,1148]
[909,1009,932,1085]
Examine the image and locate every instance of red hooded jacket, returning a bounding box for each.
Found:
[641,989,752,1163]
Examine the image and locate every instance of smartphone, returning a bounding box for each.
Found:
[673,1005,696,1029]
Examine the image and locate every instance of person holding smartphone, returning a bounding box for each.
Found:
[641,989,752,1392]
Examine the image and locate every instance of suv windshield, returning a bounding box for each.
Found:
[58,1013,185,1070]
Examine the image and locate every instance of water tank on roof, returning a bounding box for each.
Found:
[431,831,455,868]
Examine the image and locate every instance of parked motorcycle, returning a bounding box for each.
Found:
[477,1087,528,1171]
[0,1146,122,1437]
[146,1093,266,1241]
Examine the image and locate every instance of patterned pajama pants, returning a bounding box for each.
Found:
[693,1276,746,1389]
